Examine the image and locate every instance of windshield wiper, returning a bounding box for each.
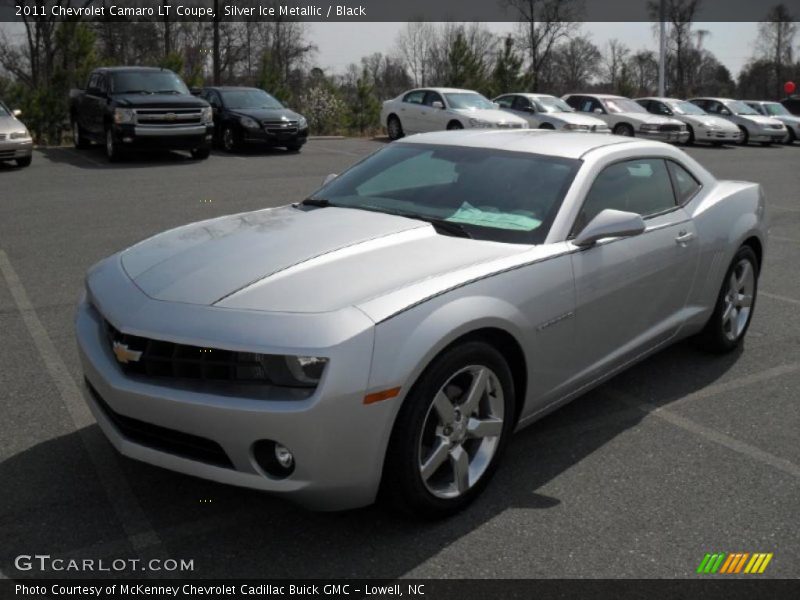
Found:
[154,90,182,95]
[118,90,152,94]
[412,216,472,238]
[300,197,335,207]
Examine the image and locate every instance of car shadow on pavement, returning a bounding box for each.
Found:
[38,147,204,169]
[0,340,744,579]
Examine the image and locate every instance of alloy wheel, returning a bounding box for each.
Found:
[721,258,755,342]
[73,121,80,146]
[223,127,235,151]
[418,365,504,499]
[105,130,115,159]
[387,117,402,140]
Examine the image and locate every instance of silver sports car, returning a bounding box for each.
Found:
[76,131,766,516]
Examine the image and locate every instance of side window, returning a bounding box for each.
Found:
[691,99,707,111]
[512,96,532,111]
[637,99,652,112]
[403,90,425,104]
[747,103,764,115]
[97,74,108,95]
[573,159,677,234]
[423,91,444,107]
[208,91,222,108]
[653,101,671,116]
[667,161,701,204]
[495,95,513,108]
[87,74,99,93]
[564,95,582,110]
[584,98,603,113]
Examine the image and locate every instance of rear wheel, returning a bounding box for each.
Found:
[695,246,758,353]
[387,115,404,140]
[613,123,634,137]
[15,156,32,168]
[72,119,89,149]
[382,341,515,518]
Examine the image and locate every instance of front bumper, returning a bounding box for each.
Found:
[694,129,741,143]
[637,129,690,143]
[241,126,309,147]
[0,138,33,160]
[748,130,788,143]
[112,123,213,150]
[76,257,397,510]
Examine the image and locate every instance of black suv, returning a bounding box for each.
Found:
[781,96,800,116]
[70,67,213,161]
[199,87,309,152]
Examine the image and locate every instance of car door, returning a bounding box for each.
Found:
[584,97,613,128]
[418,91,446,132]
[568,157,700,382]
[90,73,109,136]
[511,95,540,127]
[83,73,103,136]
[205,90,224,139]
[398,90,426,133]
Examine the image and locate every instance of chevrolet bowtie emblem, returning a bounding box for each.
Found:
[112,341,142,364]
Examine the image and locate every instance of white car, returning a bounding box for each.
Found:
[688,98,787,145]
[635,97,741,145]
[494,93,611,133]
[0,100,33,167]
[381,88,528,140]
[744,100,800,144]
[563,93,689,143]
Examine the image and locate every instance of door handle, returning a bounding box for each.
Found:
[675,231,695,245]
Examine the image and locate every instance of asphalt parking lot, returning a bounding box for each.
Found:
[1,138,799,580]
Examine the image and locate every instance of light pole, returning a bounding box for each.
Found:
[658,0,666,96]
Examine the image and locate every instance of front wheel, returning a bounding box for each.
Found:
[613,123,634,137]
[695,246,759,353]
[685,125,695,145]
[738,126,749,146]
[286,143,303,152]
[105,128,122,162]
[382,341,515,518]
[221,126,239,152]
[786,128,797,145]
[446,121,464,130]
[191,147,210,160]
[15,156,32,168]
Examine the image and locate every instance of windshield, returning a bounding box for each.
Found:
[0,102,9,117]
[763,102,790,116]
[308,143,580,244]
[669,101,706,115]
[727,100,758,115]
[603,98,649,114]
[221,89,283,110]
[111,71,189,95]
[445,93,495,110]
[535,96,574,113]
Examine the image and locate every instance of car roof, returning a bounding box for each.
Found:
[396,129,656,159]
[743,99,777,104]
[203,86,264,91]
[404,87,480,95]
[691,97,735,102]
[566,93,627,100]
[95,66,171,73]
[637,97,686,103]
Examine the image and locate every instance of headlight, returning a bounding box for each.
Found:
[640,124,660,132]
[298,116,308,129]
[113,108,135,124]
[564,123,589,131]
[10,130,30,139]
[237,354,328,388]
[201,106,213,123]
[468,118,491,128]
[240,116,259,129]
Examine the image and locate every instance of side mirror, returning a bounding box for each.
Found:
[322,173,337,186]
[573,209,646,247]
[525,106,536,113]
[593,108,604,114]
[492,102,500,109]
[12,109,22,118]
[432,101,444,109]
[190,87,202,96]
[720,108,731,116]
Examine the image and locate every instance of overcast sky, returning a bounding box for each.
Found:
[308,22,760,77]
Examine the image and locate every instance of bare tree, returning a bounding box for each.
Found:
[755,4,797,98]
[649,0,702,97]
[628,50,659,96]
[395,21,436,86]
[604,39,630,92]
[551,34,600,94]
[506,0,581,91]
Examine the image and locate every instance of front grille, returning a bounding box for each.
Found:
[86,381,234,469]
[659,124,683,132]
[0,133,7,141]
[105,321,274,384]
[262,119,298,134]
[0,150,14,158]
[134,108,203,125]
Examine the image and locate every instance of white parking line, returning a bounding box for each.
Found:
[607,388,800,480]
[769,235,800,244]
[761,291,800,306]
[771,204,800,212]
[0,249,168,561]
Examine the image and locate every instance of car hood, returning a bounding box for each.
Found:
[112,93,209,109]
[736,114,782,126]
[451,108,527,124]
[0,115,24,134]
[120,206,523,313]
[773,114,800,125]
[551,112,608,126]
[229,108,303,121]
[680,114,738,129]
[616,113,683,125]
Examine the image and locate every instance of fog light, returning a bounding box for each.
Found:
[274,443,294,469]
[122,137,133,143]
[252,440,295,478]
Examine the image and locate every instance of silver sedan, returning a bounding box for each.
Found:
[76,131,766,516]
[0,101,33,167]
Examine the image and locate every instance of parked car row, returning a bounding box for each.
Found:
[67,66,308,163]
[381,87,800,148]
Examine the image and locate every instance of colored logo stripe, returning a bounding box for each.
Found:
[699,552,773,574]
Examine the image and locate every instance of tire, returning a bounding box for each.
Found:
[613,123,634,137]
[191,147,210,160]
[711,141,724,147]
[286,143,303,152]
[786,128,796,145]
[738,126,749,146]
[387,115,404,141]
[72,119,89,149]
[15,156,32,168]
[539,123,555,130]
[695,246,759,353]
[446,121,464,131]
[381,341,516,518]
[105,127,122,162]
[685,125,695,145]
[221,125,239,152]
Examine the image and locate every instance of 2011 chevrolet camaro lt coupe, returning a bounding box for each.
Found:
[76,131,766,516]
